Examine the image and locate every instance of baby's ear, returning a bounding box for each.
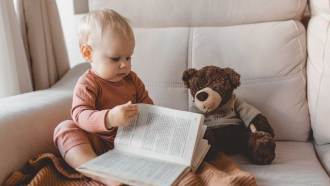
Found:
[224,68,241,89]
[182,68,197,88]
[80,44,93,62]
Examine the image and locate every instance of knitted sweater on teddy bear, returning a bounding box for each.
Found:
[190,94,261,129]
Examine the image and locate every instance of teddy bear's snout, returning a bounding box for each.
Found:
[196,91,209,101]
[194,87,222,113]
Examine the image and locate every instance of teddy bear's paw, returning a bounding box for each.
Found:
[249,114,275,138]
[248,131,276,165]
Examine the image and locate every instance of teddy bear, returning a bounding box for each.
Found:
[182,65,276,165]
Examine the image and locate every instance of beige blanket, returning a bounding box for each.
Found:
[3,153,256,186]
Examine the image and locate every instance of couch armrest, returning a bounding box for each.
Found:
[0,63,89,184]
[0,90,72,183]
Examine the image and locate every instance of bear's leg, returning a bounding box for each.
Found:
[247,131,276,165]
[203,125,250,161]
[246,114,276,164]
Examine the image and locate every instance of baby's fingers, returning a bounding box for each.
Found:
[122,114,138,127]
[123,104,138,112]
[126,109,138,118]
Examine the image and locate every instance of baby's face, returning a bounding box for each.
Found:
[91,28,135,82]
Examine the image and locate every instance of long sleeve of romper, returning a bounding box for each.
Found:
[71,77,110,133]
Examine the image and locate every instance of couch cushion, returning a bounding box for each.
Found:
[89,0,307,27]
[190,20,309,141]
[315,143,330,176]
[132,28,189,111]
[307,15,330,145]
[233,142,330,186]
[310,0,330,16]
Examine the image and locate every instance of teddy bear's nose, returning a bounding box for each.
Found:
[196,91,208,101]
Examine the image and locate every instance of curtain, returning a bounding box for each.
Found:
[15,0,70,90]
[0,0,33,98]
[0,0,70,98]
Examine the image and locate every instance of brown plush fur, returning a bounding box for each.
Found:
[182,65,276,165]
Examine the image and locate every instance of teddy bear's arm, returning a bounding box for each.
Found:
[234,97,261,128]
[234,97,275,137]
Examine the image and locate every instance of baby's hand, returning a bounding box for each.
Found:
[107,101,138,128]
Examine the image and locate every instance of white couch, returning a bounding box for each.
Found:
[1,0,330,185]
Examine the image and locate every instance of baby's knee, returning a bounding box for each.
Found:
[53,120,76,141]
[53,120,90,157]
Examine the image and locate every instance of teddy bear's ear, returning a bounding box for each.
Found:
[182,68,197,88]
[224,68,241,89]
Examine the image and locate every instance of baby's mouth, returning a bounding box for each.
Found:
[117,72,127,77]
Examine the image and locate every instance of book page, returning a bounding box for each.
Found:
[191,139,210,172]
[115,104,204,166]
[194,125,207,154]
[77,149,188,186]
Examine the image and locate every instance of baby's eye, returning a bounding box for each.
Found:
[110,57,120,62]
[126,56,131,61]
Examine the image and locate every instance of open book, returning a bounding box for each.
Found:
[77,104,210,186]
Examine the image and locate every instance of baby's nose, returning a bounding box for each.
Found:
[120,61,129,68]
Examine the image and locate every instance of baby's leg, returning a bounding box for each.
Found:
[53,120,121,186]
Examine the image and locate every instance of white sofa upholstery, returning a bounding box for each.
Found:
[308,0,330,180]
[1,0,330,185]
[308,0,330,145]
[90,0,307,27]
[0,63,90,183]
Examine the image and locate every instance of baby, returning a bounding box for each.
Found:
[53,9,153,185]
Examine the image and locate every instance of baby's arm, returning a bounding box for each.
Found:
[106,101,138,128]
[234,97,274,136]
[72,78,138,132]
[71,81,110,132]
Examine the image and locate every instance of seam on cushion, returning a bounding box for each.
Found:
[308,57,322,73]
[295,0,307,20]
[242,68,305,82]
[188,27,193,68]
[187,27,192,110]
[291,20,306,63]
[295,0,301,20]
[144,81,185,88]
[289,20,307,81]
[142,69,305,88]
[279,21,306,75]
[314,17,330,131]
[240,70,304,85]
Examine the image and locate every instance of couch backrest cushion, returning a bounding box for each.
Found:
[132,28,190,111]
[89,0,307,27]
[189,21,308,141]
[130,20,308,141]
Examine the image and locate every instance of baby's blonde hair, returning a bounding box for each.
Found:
[78,9,134,47]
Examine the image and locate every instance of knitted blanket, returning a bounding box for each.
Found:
[3,153,256,186]
[3,153,103,186]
